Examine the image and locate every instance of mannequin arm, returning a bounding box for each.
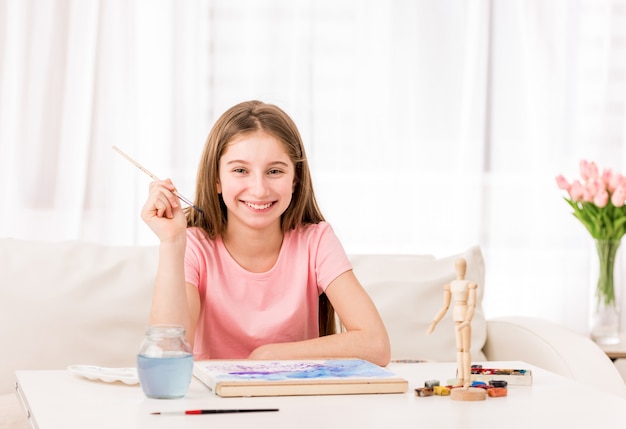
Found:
[427,287,451,334]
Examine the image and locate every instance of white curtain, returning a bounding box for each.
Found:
[2,0,625,335]
[0,0,211,244]
[484,0,626,333]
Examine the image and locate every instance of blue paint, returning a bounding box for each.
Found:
[210,359,393,382]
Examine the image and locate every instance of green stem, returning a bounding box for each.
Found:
[595,239,620,308]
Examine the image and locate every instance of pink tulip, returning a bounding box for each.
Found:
[586,178,600,196]
[580,160,599,181]
[555,175,570,190]
[594,188,609,207]
[604,169,618,193]
[580,160,591,180]
[569,180,584,201]
[617,174,626,191]
[589,161,599,178]
[611,186,626,207]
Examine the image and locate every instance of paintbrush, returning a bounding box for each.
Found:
[151,408,279,415]
[112,145,203,214]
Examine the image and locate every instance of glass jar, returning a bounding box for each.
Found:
[137,324,193,399]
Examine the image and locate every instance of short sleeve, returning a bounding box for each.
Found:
[311,223,353,293]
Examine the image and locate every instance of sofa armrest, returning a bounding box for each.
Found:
[483,316,626,398]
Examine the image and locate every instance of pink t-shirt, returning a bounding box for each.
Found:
[184,221,352,360]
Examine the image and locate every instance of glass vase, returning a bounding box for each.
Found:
[590,238,622,345]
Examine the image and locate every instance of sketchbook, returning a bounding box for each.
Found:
[193,358,409,397]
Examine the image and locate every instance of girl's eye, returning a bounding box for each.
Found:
[233,168,247,174]
[268,169,283,175]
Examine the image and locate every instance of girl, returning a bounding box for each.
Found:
[141,100,390,366]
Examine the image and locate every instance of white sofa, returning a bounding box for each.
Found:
[1,239,625,429]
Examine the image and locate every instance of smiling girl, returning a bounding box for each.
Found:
[141,100,390,366]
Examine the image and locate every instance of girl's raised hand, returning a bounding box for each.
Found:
[141,179,187,242]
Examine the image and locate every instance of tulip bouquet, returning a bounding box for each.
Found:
[556,160,626,308]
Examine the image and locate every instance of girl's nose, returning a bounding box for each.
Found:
[249,173,270,197]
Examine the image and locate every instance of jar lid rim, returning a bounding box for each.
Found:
[145,324,186,334]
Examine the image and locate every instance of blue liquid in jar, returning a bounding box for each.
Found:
[137,352,193,399]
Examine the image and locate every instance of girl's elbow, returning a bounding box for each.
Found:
[371,333,391,367]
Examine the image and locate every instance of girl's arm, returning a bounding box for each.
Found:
[248,270,391,367]
[141,179,201,346]
[148,240,201,347]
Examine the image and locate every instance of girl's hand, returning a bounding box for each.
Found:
[141,179,187,242]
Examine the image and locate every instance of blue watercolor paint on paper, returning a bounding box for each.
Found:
[204,359,393,382]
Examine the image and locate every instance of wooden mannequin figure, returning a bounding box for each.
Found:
[427,257,486,401]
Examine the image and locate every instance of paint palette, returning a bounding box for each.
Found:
[67,364,139,385]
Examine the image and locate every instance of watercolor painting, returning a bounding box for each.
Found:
[197,359,395,382]
[193,358,410,397]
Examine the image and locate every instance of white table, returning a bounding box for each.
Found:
[599,334,626,360]
[15,361,626,429]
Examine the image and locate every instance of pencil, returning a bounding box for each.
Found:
[112,145,203,214]
[151,408,279,415]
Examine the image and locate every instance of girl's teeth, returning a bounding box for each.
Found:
[246,202,271,210]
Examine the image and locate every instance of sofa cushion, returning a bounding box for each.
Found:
[349,246,486,362]
[0,239,157,396]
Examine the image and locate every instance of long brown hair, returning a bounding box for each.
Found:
[186,100,336,336]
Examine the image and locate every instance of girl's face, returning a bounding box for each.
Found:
[217,130,295,234]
